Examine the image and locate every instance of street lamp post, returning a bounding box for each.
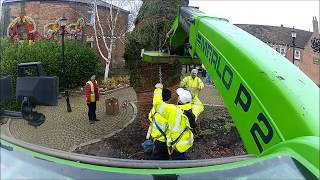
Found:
[291,27,297,64]
[60,16,72,112]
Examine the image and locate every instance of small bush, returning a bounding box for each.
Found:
[100,76,130,90]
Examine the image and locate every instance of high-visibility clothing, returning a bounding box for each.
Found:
[191,96,204,120]
[179,96,204,121]
[180,76,204,97]
[201,64,206,71]
[153,88,194,153]
[85,80,99,103]
[148,107,168,143]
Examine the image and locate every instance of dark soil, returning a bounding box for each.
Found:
[74,106,246,160]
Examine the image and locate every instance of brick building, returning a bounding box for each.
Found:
[0,0,129,67]
[236,18,320,86]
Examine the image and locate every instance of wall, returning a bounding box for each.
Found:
[2,0,128,68]
[300,32,320,85]
[269,41,319,86]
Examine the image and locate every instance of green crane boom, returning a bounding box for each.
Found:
[1,6,319,179]
[142,6,319,175]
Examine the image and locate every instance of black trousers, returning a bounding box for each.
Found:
[151,140,169,160]
[171,151,187,160]
[202,70,206,77]
[88,102,96,121]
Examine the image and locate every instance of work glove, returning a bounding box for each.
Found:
[155,83,163,89]
[197,86,201,91]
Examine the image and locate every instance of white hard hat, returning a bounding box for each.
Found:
[176,88,192,104]
[191,69,198,74]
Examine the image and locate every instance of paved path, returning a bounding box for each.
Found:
[181,68,224,106]
[199,84,224,106]
[2,77,223,151]
[7,87,137,151]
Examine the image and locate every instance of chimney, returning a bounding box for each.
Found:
[313,16,319,33]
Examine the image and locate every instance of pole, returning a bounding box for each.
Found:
[61,26,72,112]
[292,37,295,64]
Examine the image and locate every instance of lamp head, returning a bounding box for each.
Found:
[291,27,297,39]
[60,16,68,28]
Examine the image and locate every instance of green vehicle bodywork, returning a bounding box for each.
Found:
[1,6,319,179]
[142,6,319,177]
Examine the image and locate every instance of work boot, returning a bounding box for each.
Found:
[90,121,95,124]
[94,119,100,121]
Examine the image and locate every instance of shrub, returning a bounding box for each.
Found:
[100,76,130,90]
[0,40,101,110]
[1,40,101,87]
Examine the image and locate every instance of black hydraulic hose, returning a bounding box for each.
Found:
[0,110,22,118]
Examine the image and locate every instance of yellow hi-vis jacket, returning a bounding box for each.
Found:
[178,96,204,122]
[191,96,204,120]
[148,107,168,143]
[201,64,206,71]
[180,76,204,97]
[87,80,97,102]
[153,88,194,153]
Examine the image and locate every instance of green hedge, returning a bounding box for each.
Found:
[0,40,103,110]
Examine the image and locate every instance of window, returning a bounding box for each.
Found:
[86,36,94,48]
[294,50,300,60]
[313,58,320,65]
[280,47,286,56]
[86,42,93,48]
[86,11,95,25]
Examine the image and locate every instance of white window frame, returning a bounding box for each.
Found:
[86,11,95,26]
[294,50,300,60]
[86,36,94,48]
[280,47,286,56]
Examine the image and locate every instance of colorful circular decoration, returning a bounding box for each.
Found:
[43,19,60,40]
[67,17,85,37]
[7,14,37,42]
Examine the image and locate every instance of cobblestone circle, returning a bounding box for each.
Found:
[5,81,222,151]
[8,87,137,151]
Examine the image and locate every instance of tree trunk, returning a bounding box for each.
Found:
[104,62,110,80]
[134,62,181,129]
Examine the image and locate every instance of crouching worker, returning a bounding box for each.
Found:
[153,84,197,160]
[147,88,172,160]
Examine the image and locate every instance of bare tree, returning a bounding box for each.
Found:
[91,0,141,80]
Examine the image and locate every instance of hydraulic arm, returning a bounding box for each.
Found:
[142,6,319,174]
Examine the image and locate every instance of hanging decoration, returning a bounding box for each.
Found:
[66,18,85,39]
[7,14,37,42]
[311,37,320,53]
[7,15,86,42]
[43,18,60,40]
[43,17,85,40]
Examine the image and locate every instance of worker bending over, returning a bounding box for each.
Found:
[180,69,204,97]
[147,88,172,160]
[153,83,203,160]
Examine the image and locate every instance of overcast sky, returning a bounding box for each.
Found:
[1,0,319,32]
[189,0,320,32]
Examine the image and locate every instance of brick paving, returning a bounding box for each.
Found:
[181,67,224,106]
[3,76,224,151]
[7,87,137,151]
